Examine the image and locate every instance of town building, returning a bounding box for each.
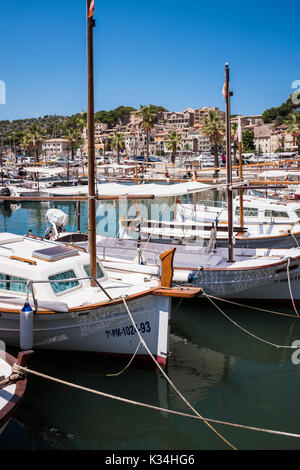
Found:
[42,138,70,158]
[194,107,225,127]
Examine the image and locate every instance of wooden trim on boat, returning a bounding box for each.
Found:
[63,243,87,253]
[0,285,160,314]
[235,230,300,241]
[25,234,43,241]
[0,351,33,429]
[160,248,176,288]
[153,287,203,298]
[9,256,37,266]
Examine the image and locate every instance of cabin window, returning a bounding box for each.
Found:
[295,210,300,219]
[235,207,258,217]
[0,274,27,293]
[84,263,105,280]
[265,210,289,218]
[49,270,79,294]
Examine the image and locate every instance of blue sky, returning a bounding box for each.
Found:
[0,0,299,121]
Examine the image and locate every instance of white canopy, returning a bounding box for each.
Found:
[24,167,66,176]
[96,181,222,198]
[259,170,288,178]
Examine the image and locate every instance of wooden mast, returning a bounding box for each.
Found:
[87,0,97,282]
[225,63,233,262]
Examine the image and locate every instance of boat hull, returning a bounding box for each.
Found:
[0,352,28,434]
[187,258,300,302]
[0,295,171,365]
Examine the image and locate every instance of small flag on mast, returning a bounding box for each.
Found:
[222,81,227,99]
[88,0,95,18]
[233,127,238,142]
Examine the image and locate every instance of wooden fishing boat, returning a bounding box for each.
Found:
[90,236,300,305]
[0,233,201,365]
[0,350,32,435]
[119,216,300,249]
[175,195,300,226]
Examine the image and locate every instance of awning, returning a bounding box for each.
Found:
[24,167,66,176]
[96,181,223,198]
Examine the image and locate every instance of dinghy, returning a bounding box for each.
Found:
[0,350,32,435]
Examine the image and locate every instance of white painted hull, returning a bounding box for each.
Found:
[0,295,171,365]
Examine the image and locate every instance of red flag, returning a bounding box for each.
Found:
[222,81,227,99]
[88,0,95,18]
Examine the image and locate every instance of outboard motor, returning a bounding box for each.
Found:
[45,209,68,240]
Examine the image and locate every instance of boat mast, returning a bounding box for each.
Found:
[238,115,244,228]
[225,63,233,262]
[87,0,97,282]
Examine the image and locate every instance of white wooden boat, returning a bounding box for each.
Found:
[73,235,300,305]
[119,216,300,249]
[46,206,300,304]
[176,195,300,226]
[0,233,180,366]
[0,350,32,435]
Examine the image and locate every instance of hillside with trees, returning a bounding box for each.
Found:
[262,94,299,126]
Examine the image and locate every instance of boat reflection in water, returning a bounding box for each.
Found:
[2,301,300,450]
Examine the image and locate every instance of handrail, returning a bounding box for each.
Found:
[9,256,37,266]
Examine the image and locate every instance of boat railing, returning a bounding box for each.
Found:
[1,275,113,310]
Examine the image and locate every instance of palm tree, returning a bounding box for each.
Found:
[202,110,225,175]
[166,131,182,164]
[26,124,44,163]
[136,105,157,162]
[285,113,300,155]
[111,132,125,164]
[20,133,33,156]
[76,112,88,132]
[65,128,81,160]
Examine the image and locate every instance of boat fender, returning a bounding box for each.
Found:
[20,302,33,350]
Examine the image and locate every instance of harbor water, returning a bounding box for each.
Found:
[1,199,300,450]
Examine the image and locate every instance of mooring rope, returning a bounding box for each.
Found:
[202,292,299,350]
[106,340,142,377]
[13,363,300,442]
[121,296,237,450]
[290,231,300,248]
[199,293,299,319]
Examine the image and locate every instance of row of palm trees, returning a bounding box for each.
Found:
[102,107,300,166]
[8,114,88,163]
[5,105,300,166]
